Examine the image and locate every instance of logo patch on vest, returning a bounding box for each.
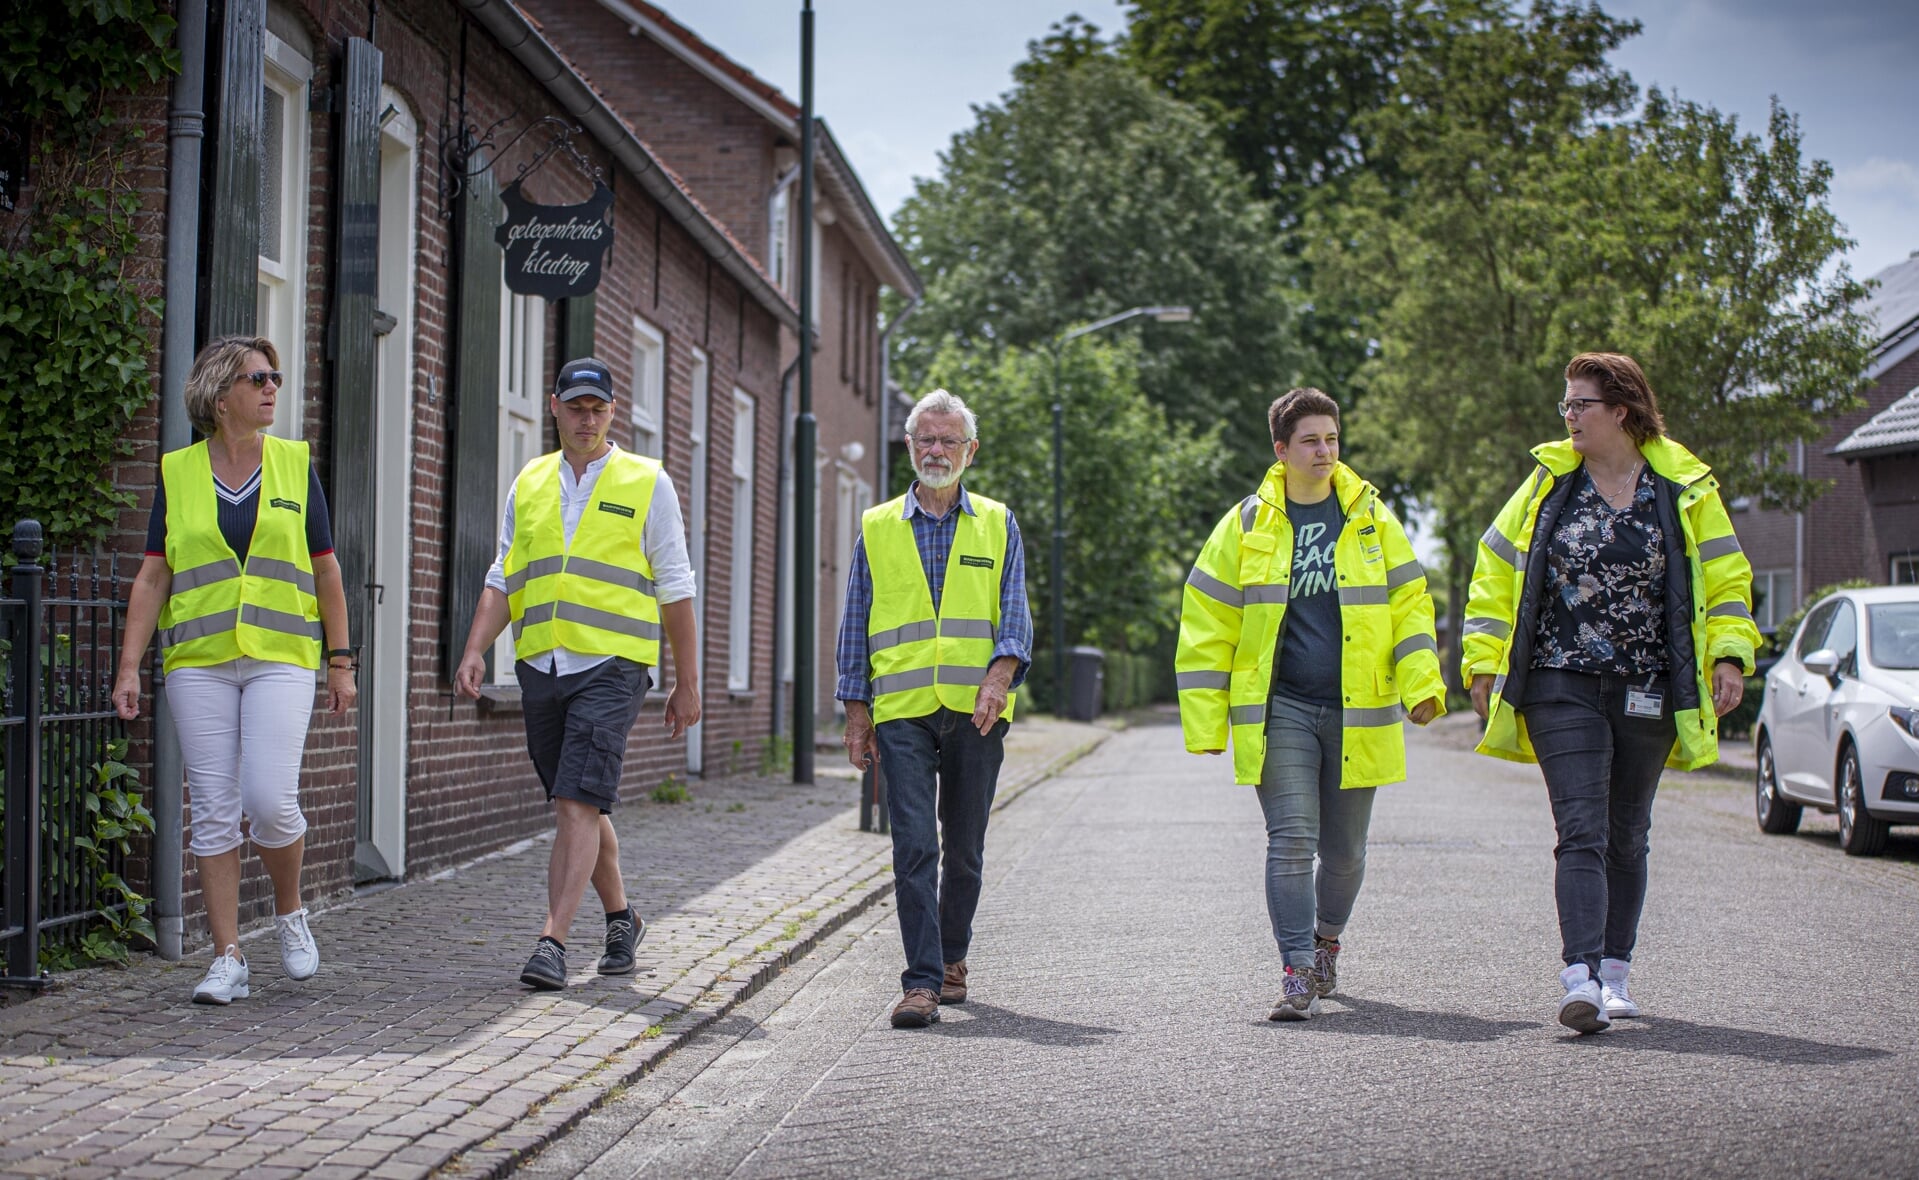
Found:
[598,502,637,518]
[958,555,994,569]
[269,498,300,512]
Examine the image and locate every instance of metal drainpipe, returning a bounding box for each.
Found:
[152,0,208,962]
[875,293,920,499]
[771,356,799,739]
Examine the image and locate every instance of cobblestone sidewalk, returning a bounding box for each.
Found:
[0,717,1108,1179]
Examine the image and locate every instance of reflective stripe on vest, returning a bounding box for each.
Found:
[157,437,322,672]
[504,449,663,667]
[863,492,1016,725]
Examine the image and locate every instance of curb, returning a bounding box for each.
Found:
[444,724,1113,1178]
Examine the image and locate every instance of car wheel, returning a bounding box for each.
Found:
[1755,734,1801,835]
[1836,744,1890,857]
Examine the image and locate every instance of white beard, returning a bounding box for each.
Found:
[915,459,962,489]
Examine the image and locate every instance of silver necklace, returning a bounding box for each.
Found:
[1591,461,1641,506]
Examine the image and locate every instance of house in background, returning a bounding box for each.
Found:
[1731,251,1919,634]
[517,0,925,737]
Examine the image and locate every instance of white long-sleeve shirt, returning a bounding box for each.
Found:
[485,444,695,676]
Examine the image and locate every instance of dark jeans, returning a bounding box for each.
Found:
[1521,667,1676,976]
[875,708,1007,995]
[519,658,651,813]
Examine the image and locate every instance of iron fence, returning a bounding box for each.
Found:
[1,520,134,988]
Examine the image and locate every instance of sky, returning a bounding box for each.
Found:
[651,0,1917,283]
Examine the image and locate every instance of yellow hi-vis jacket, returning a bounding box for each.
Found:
[862,491,1017,725]
[157,437,322,673]
[1461,436,1760,770]
[503,449,663,667]
[1177,461,1446,787]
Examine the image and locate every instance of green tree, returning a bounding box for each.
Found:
[1304,15,1871,670]
[924,336,1228,657]
[892,22,1302,489]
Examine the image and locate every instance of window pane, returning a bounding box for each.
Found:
[1869,604,1919,670]
[260,85,284,263]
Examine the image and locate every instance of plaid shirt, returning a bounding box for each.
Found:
[835,483,1032,704]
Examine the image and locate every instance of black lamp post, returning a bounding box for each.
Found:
[1048,305,1193,715]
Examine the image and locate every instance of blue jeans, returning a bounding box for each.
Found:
[876,709,1007,994]
[1521,667,1677,976]
[1255,693,1377,970]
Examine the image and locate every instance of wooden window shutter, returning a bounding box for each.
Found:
[327,36,382,667]
[442,156,504,681]
[560,293,596,366]
[204,0,265,337]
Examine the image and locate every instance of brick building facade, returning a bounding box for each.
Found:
[22,0,927,948]
[516,0,924,733]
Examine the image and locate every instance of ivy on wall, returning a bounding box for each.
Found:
[0,1,181,549]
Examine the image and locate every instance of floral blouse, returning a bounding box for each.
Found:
[1531,465,1668,677]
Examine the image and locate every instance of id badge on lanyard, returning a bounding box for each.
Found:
[1625,673,1664,720]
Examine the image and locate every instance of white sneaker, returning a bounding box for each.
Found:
[275,908,319,980]
[1557,963,1611,1034]
[193,946,251,1004]
[1598,957,1641,1018]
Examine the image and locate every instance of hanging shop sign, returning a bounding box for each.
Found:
[496,180,613,299]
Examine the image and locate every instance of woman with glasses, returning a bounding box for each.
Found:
[113,336,356,1004]
[1462,352,1758,1034]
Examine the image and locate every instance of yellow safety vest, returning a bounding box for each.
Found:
[1462,436,1760,770]
[863,490,1017,725]
[504,449,662,667]
[157,437,322,673]
[1176,461,1446,787]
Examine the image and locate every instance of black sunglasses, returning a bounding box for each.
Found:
[241,369,284,388]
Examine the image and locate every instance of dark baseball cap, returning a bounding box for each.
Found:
[555,356,616,402]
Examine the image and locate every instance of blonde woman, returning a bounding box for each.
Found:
[113,336,355,1003]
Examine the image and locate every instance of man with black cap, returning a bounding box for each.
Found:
[455,356,700,990]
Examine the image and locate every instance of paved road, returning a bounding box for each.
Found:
[522,714,1919,1179]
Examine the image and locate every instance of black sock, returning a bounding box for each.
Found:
[540,935,565,952]
[606,907,631,925]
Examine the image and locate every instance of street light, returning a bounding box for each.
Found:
[1049,305,1194,716]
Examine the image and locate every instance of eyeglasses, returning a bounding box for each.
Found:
[909,434,971,452]
[1557,397,1607,418]
[240,370,284,388]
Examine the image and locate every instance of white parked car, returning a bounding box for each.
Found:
[1754,586,1919,855]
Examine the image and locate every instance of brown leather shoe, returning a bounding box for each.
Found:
[940,960,968,1005]
[891,987,941,1028]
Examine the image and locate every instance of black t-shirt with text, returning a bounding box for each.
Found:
[1272,495,1345,705]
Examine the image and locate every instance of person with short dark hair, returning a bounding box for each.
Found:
[454,356,701,991]
[1464,351,1759,1033]
[1178,387,1445,1021]
[113,335,356,1004]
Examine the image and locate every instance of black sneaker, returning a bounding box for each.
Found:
[599,914,646,975]
[521,939,568,990]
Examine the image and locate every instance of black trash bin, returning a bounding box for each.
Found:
[1066,645,1104,721]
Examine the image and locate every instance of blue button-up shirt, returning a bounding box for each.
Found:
[835,483,1032,704]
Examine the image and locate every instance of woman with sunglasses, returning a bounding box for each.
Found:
[1462,352,1758,1034]
[113,335,356,1004]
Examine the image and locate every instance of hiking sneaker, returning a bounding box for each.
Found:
[891,988,942,1028]
[1598,957,1641,1019]
[599,914,646,976]
[1558,963,1611,1034]
[1269,965,1321,1021]
[1310,935,1341,998]
[520,940,568,990]
[192,946,250,1005]
[275,908,319,980]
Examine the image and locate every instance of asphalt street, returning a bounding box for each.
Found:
[519,713,1919,1179]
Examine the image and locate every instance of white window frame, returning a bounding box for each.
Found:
[258,29,312,439]
[729,389,756,691]
[1753,567,1795,634]
[1893,554,1919,586]
[767,170,795,293]
[686,348,711,769]
[630,315,665,458]
[492,282,545,684]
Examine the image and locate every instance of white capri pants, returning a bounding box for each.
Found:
[167,657,316,856]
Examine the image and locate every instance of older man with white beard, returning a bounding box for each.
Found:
[837,388,1032,1028]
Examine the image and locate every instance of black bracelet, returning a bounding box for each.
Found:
[326,647,352,660]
